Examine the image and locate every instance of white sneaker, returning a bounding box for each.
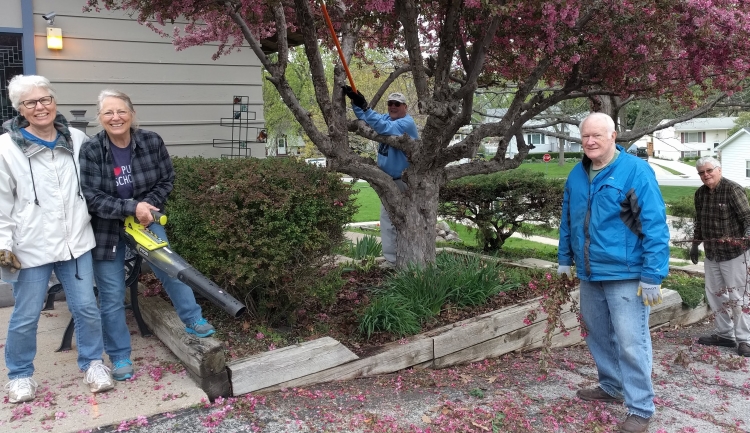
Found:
[5,377,38,403]
[83,360,114,394]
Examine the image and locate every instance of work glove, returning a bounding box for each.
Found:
[557,265,573,279]
[689,243,700,265]
[637,282,662,306]
[0,249,22,272]
[342,85,368,110]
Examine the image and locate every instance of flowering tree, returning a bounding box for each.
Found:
[84,0,750,267]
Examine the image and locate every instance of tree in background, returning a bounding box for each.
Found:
[84,0,750,267]
[728,112,750,137]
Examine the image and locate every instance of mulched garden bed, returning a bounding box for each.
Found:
[140,265,703,363]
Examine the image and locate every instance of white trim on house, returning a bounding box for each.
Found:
[715,128,750,187]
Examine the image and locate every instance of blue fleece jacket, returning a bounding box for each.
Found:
[558,146,670,284]
[353,106,418,179]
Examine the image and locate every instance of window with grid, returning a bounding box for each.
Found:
[526,133,545,145]
[0,33,24,124]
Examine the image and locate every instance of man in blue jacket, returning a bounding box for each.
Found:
[557,113,670,433]
[344,86,419,265]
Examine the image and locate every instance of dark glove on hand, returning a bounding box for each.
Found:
[342,85,368,110]
[689,243,700,265]
[0,249,21,272]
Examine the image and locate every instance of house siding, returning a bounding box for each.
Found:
[5,0,266,158]
[719,135,750,187]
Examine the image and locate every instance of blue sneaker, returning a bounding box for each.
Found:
[112,359,134,381]
[185,318,215,338]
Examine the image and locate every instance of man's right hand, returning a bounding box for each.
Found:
[690,243,700,264]
[0,249,21,272]
[342,86,368,110]
[557,265,573,278]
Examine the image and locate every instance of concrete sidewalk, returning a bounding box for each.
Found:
[0,300,207,432]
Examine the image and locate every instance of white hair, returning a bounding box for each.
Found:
[580,112,616,134]
[96,89,138,129]
[7,75,57,110]
[695,156,721,168]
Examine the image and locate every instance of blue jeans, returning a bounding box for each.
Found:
[5,251,103,379]
[579,279,655,419]
[93,227,203,362]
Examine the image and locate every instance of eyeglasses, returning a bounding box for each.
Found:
[697,167,716,177]
[20,96,54,109]
[100,110,131,119]
[387,101,402,107]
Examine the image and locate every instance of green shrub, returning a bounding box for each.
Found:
[336,235,382,259]
[166,157,356,324]
[663,273,705,308]
[523,152,583,161]
[358,253,521,338]
[439,171,564,252]
[358,293,421,339]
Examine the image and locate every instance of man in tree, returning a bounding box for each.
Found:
[690,157,750,357]
[557,113,670,433]
[343,86,418,265]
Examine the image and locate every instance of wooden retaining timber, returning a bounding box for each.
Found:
[132,275,710,398]
[126,287,229,400]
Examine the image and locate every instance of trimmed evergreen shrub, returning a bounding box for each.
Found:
[439,170,564,252]
[166,157,356,323]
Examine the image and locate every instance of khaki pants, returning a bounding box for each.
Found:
[380,179,407,264]
[704,250,750,343]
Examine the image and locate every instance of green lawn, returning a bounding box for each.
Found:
[515,161,577,178]
[352,174,697,223]
[351,183,381,222]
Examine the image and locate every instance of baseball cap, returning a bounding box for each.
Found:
[387,92,406,104]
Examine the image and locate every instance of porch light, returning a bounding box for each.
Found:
[47,28,63,50]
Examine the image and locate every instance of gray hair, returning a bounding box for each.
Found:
[581,112,616,134]
[695,156,721,169]
[97,89,138,129]
[7,75,57,110]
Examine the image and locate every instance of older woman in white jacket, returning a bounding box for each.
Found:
[0,75,114,403]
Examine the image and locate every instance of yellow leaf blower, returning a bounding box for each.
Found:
[123,211,246,318]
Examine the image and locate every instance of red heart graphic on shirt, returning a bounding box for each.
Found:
[114,166,122,176]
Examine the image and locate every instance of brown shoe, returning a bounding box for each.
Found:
[619,414,650,432]
[739,342,750,357]
[576,387,623,403]
[697,334,736,348]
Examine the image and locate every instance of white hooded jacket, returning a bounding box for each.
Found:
[0,114,95,271]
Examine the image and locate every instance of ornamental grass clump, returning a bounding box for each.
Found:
[358,253,518,339]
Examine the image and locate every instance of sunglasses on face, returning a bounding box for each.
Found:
[387,101,402,107]
[697,168,715,177]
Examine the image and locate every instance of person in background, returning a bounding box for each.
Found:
[343,86,419,266]
[79,89,215,382]
[690,157,750,357]
[557,112,670,433]
[0,75,114,403]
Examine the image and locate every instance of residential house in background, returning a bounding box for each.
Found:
[449,108,582,159]
[1,0,274,158]
[649,117,736,161]
[716,127,750,187]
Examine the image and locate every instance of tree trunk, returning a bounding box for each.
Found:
[391,174,440,267]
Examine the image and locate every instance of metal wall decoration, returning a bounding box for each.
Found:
[0,33,24,124]
[213,95,267,159]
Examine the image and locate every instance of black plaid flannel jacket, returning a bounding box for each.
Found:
[79,129,175,261]
[694,177,750,262]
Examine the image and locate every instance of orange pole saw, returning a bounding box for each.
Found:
[319,0,357,92]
